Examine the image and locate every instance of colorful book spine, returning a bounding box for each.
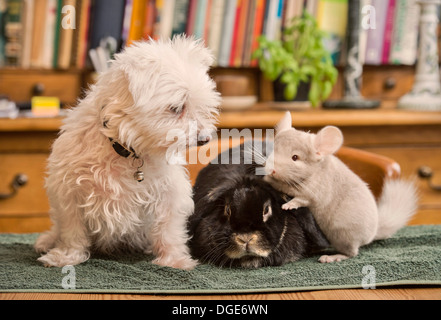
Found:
[208,0,226,61]
[316,0,348,65]
[250,0,266,67]
[127,0,147,45]
[381,0,396,64]
[389,0,419,65]
[4,0,23,67]
[217,0,236,67]
[193,0,208,39]
[364,0,388,65]
[172,0,190,37]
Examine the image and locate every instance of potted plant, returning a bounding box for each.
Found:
[253,11,338,107]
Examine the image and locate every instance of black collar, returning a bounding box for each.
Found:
[108,137,138,158]
[103,119,139,159]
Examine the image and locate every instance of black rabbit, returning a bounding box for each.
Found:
[188,143,329,268]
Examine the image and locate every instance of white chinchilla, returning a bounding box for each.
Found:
[264,112,418,263]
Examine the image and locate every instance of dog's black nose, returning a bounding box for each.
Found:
[197,136,210,146]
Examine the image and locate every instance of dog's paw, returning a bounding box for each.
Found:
[37,248,89,267]
[152,256,198,270]
[34,231,57,253]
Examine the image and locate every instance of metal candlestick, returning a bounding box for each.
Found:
[322,0,380,109]
[398,0,441,111]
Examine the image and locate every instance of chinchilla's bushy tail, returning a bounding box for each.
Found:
[375,179,419,240]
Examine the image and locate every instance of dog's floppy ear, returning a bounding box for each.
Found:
[172,35,214,69]
[120,61,161,107]
[115,42,162,107]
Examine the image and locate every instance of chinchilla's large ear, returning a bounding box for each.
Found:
[314,126,343,157]
[275,111,293,134]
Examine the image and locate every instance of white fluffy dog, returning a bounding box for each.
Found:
[34,36,221,270]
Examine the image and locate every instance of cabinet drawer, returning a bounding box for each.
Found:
[363,146,441,224]
[0,153,50,215]
[0,70,81,105]
[361,66,415,101]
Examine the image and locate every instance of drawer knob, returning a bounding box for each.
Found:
[32,83,45,96]
[418,166,441,191]
[0,173,28,200]
[383,77,396,90]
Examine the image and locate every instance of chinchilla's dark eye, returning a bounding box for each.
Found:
[292,155,299,161]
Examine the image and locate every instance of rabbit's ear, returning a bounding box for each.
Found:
[205,182,234,203]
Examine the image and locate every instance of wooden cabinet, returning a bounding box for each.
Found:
[0,118,61,232]
[0,69,82,105]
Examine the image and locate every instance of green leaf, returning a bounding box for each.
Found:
[284,82,297,100]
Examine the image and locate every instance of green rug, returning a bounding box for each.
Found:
[1,225,440,294]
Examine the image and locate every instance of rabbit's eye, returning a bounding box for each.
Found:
[224,204,231,218]
[262,200,272,222]
[292,155,299,161]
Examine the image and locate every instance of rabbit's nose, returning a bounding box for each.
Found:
[235,234,257,246]
[271,170,276,175]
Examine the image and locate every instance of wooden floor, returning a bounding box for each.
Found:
[1,287,441,300]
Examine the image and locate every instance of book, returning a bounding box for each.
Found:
[242,0,256,66]
[142,0,156,39]
[88,0,125,50]
[127,0,147,45]
[263,0,279,41]
[121,0,133,45]
[217,0,236,66]
[4,0,24,67]
[57,0,76,69]
[186,0,198,36]
[193,0,208,39]
[381,0,396,64]
[172,0,190,37]
[316,0,348,65]
[231,0,250,67]
[157,0,175,39]
[20,0,33,68]
[208,0,225,60]
[0,0,6,66]
[40,0,57,69]
[52,0,62,69]
[30,0,47,68]
[364,0,389,65]
[74,0,91,69]
[389,0,419,65]
[249,0,266,67]
[229,0,243,66]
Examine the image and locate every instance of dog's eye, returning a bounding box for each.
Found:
[292,155,299,161]
[169,104,184,115]
[262,200,272,222]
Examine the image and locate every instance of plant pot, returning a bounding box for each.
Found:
[271,78,311,110]
[273,78,311,102]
